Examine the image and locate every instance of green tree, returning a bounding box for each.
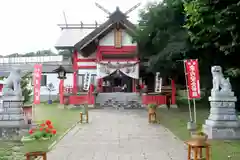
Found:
[21,73,32,104]
[184,0,240,73]
[134,0,189,78]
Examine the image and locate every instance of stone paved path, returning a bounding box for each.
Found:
[47,109,187,160]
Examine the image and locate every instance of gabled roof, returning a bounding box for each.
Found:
[74,7,136,53]
[55,29,94,49]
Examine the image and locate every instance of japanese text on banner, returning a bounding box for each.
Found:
[185,59,201,99]
[33,64,42,104]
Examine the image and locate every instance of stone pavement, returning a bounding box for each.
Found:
[47,109,187,160]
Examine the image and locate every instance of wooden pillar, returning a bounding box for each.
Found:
[59,79,64,104]
[171,79,177,108]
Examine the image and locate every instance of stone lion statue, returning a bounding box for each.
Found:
[2,68,22,97]
[211,66,232,93]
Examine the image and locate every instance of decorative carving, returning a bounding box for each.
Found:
[211,66,232,93]
[2,69,22,97]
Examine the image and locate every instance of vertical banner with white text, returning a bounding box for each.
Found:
[33,64,42,104]
[184,59,201,99]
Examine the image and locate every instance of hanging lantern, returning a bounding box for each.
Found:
[53,65,66,79]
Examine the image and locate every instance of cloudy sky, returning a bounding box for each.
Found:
[0,0,156,56]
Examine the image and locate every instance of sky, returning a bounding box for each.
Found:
[0,0,156,56]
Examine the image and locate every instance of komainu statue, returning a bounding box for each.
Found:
[211,66,232,93]
[2,68,22,97]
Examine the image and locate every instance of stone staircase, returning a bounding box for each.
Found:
[96,93,144,109]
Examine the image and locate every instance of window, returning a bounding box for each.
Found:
[41,75,47,86]
[91,75,97,85]
[78,75,84,87]
[78,74,97,87]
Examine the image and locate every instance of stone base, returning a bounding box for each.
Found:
[170,104,178,108]
[159,104,167,108]
[203,124,240,139]
[205,119,240,128]
[0,127,24,140]
[57,104,65,109]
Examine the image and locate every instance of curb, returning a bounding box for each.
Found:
[35,121,80,160]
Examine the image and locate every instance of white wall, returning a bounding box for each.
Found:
[78,69,97,75]
[99,30,137,46]
[29,73,73,96]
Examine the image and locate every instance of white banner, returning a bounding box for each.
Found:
[97,61,139,79]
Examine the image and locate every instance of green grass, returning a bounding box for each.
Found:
[0,103,83,159]
[34,103,83,145]
[156,104,240,160]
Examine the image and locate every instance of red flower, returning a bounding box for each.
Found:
[40,123,45,127]
[45,128,49,133]
[39,128,44,131]
[29,129,34,134]
[52,129,56,134]
[45,120,51,125]
[48,125,53,129]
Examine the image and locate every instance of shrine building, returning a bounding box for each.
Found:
[55,6,177,108]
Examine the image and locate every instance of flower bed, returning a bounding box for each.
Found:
[21,120,57,153]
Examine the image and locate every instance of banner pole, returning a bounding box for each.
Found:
[193,98,197,123]
[183,60,193,122]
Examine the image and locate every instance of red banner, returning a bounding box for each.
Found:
[185,59,201,99]
[33,64,42,104]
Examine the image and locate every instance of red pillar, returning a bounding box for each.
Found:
[72,50,78,94]
[97,78,103,92]
[59,79,64,104]
[73,71,77,94]
[171,79,176,105]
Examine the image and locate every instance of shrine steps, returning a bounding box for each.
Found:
[96,93,143,109]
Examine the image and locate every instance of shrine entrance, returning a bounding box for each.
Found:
[102,70,133,92]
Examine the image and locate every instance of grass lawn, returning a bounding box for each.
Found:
[33,103,83,146]
[156,103,240,160]
[0,103,83,159]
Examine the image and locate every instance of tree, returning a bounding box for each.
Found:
[21,73,32,104]
[134,0,189,78]
[184,0,240,74]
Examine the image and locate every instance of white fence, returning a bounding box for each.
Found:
[0,56,63,64]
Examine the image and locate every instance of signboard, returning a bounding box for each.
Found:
[184,59,201,99]
[33,64,42,104]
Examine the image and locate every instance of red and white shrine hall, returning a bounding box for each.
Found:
[55,7,177,107]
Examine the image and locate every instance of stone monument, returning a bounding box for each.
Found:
[202,66,240,139]
[0,68,25,139]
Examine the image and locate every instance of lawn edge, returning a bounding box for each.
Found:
[35,121,80,160]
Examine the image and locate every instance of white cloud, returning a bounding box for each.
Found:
[0,0,156,55]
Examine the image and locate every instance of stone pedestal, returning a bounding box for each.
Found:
[202,92,240,139]
[0,96,25,139]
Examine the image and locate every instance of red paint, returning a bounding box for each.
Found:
[73,72,77,94]
[77,58,96,62]
[33,64,42,104]
[132,79,136,92]
[100,59,139,62]
[97,46,137,61]
[142,94,167,105]
[184,59,201,99]
[77,66,97,69]
[0,84,3,92]
[73,50,78,70]
[171,79,176,105]
[98,46,137,52]
[22,106,32,122]
[59,79,64,104]
[68,95,88,104]
[68,84,95,105]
